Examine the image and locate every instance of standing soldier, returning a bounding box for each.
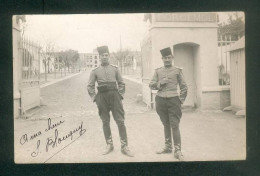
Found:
[149,47,188,161]
[87,46,134,157]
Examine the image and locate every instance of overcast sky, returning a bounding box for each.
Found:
[23,14,150,53]
[22,12,244,53]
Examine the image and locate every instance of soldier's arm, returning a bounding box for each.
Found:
[149,70,161,90]
[115,68,125,98]
[178,70,188,104]
[87,70,97,102]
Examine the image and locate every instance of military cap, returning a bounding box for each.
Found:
[160,47,172,57]
[97,46,109,55]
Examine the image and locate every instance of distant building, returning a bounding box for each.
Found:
[79,48,100,69]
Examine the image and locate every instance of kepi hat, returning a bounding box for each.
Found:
[97,46,109,55]
[160,47,172,57]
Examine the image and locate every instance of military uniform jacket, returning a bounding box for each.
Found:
[149,66,188,104]
[87,64,125,101]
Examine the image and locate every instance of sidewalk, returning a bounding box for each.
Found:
[123,74,142,85]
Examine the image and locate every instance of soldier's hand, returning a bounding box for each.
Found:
[160,78,169,85]
[119,93,124,100]
[93,95,97,102]
[178,97,183,104]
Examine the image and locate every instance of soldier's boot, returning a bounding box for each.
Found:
[174,145,184,161]
[156,136,172,154]
[121,146,134,157]
[102,144,114,155]
[102,136,114,155]
[116,121,134,157]
[156,147,172,154]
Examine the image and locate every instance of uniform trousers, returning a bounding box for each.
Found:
[155,96,182,150]
[95,90,127,148]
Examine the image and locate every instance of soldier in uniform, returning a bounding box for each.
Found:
[149,47,188,161]
[87,46,134,157]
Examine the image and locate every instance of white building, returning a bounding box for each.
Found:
[141,12,230,110]
[79,49,100,69]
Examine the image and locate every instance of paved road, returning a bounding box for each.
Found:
[14,71,246,163]
[30,71,146,119]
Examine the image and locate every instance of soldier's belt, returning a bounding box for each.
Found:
[97,85,118,92]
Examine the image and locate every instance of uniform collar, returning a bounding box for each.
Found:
[101,63,109,67]
[164,65,173,69]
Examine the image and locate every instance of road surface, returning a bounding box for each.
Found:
[14,71,246,163]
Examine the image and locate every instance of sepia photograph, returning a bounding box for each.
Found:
[13,12,246,163]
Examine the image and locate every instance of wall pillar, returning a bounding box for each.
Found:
[13,16,24,118]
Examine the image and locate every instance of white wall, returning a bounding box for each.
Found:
[193,46,202,107]
[150,27,219,88]
[173,44,195,106]
[141,35,152,82]
[141,13,221,109]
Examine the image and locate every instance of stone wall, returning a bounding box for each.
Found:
[201,89,230,110]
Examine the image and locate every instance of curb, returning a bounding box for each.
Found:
[40,72,83,88]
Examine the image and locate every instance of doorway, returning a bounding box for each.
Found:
[173,43,200,108]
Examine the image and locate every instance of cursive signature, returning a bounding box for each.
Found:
[45,118,65,132]
[20,131,42,145]
[31,140,41,157]
[46,121,86,152]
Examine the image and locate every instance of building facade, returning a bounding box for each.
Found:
[79,49,100,69]
[141,12,230,110]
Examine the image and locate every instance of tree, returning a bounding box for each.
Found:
[218,12,245,41]
[112,49,131,73]
[40,42,55,81]
[56,49,79,73]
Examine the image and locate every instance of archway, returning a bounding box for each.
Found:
[173,42,200,108]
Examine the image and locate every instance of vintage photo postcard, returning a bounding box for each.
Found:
[13,12,245,163]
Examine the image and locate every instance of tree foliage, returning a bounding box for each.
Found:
[55,49,79,69]
[218,12,245,41]
[40,42,55,73]
[111,49,131,71]
[113,49,131,62]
